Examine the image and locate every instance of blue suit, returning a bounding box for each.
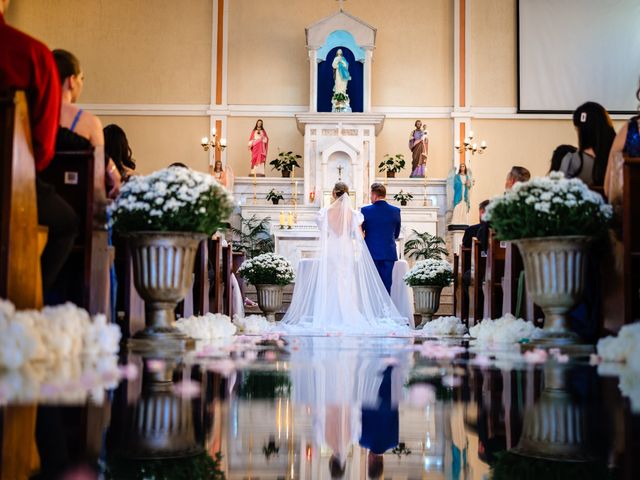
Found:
[361,200,401,294]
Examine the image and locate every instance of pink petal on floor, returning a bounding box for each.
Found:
[408,384,436,407]
[442,375,462,387]
[119,363,139,380]
[589,354,601,366]
[471,354,492,367]
[524,349,548,364]
[264,351,277,361]
[207,359,236,377]
[173,379,201,398]
[146,359,166,372]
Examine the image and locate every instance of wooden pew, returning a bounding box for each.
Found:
[116,238,145,338]
[483,230,506,319]
[209,237,224,313]
[501,241,543,325]
[459,245,471,325]
[453,252,459,317]
[623,156,640,324]
[222,243,234,316]
[0,90,43,480]
[38,147,109,316]
[469,238,487,325]
[176,239,210,319]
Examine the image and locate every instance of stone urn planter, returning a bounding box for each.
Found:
[412,285,443,329]
[512,364,592,462]
[515,236,591,347]
[129,232,206,350]
[255,284,284,322]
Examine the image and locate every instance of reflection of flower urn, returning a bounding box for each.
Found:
[129,232,205,350]
[412,286,443,329]
[255,284,284,322]
[124,363,203,459]
[512,364,592,462]
[515,236,591,348]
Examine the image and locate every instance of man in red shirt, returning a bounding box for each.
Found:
[0,0,60,170]
[1,0,78,301]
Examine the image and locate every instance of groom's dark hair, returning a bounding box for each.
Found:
[370,183,386,198]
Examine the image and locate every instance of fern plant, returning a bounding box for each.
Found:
[404,230,448,260]
[229,215,274,258]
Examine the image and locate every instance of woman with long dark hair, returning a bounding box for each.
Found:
[558,102,616,186]
[104,124,136,181]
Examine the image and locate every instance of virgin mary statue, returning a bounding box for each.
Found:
[332,49,351,95]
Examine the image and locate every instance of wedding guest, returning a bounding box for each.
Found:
[169,162,189,169]
[0,2,81,302]
[549,144,577,173]
[52,49,122,198]
[462,200,490,251]
[559,102,615,186]
[504,166,530,190]
[104,124,136,181]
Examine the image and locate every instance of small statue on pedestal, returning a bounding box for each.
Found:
[409,120,428,178]
[447,163,474,226]
[248,119,269,176]
[331,49,352,112]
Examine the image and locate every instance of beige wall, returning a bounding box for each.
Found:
[6,0,212,104]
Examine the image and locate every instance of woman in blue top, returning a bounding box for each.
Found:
[605,82,640,203]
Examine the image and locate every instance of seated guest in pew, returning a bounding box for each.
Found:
[0,1,80,302]
[52,49,122,198]
[169,162,189,169]
[104,124,136,181]
[462,200,490,319]
[504,166,530,191]
[558,102,615,187]
[549,144,577,173]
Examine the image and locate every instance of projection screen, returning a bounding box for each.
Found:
[518,0,640,113]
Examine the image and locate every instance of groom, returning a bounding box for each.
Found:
[361,183,401,294]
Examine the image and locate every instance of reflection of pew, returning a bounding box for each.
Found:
[0,90,43,480]
[469,238,486,325]
[623,157,640,325]
[39,147,109,315]
[483,230,506,319]
[459,245,471,325]
[209,237,224,313]
[222,244,233,315]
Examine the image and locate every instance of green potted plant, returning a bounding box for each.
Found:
[404,230,448,260]
[269,151,301,178]
[393,190,414,206]
[109,167,233,349]
[229,215,274,258]
[266,188,284,205]
[404,259,454,329]
[484,172,612,347]
[332,92,350,112]
[378,153,406,178]
[237,253,295,322]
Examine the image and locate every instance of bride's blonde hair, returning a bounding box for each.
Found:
[333,182,349,198]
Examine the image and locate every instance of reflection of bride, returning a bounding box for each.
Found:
[281,183,409,335]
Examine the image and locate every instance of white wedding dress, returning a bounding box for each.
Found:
[281,194,410,335]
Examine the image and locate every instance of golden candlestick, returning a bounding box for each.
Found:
[423,174,428,206]
[251,167,257,205]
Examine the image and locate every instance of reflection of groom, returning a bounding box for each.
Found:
[361,183,401,294]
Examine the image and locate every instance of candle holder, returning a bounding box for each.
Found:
[200,127,227,153]
[251,168,257,205]
[454,130,487,156]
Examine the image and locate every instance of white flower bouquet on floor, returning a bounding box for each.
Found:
[109,167,234,235]
[469,314,543,345]
[418,316,467,336]
[233,314,275,334]
[237,253,295,286]
[403,259,453,287]
[483,172,612,240]
[175,313,237,340]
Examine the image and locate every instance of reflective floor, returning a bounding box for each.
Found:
[2,335,639,479]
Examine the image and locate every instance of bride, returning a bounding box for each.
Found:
[281,182,410,335]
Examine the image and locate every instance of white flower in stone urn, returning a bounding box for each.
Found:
[109,167,234,350]
[404,258,454,329]
[237,253,295,322]
[484,172,612,348]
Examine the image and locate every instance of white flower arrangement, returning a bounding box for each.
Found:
[596,322,640,412]
[404,258,453,287]
[418,316,467,336]
[109,167,234,235]
[175,312,237,340]
[0,300,122,370]
[483,172,612,240]
[233,314,275,334]
[469,314,543,344]
[237,253,295,286]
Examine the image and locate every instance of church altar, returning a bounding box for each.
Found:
[230,8,449,272]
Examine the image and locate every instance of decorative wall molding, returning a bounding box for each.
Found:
[82,103,632,121]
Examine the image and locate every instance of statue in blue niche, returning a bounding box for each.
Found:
[331,49,352,112]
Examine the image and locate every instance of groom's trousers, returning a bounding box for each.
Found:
[374,260,395,294]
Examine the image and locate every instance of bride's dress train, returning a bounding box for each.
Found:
[281,194,410,335]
